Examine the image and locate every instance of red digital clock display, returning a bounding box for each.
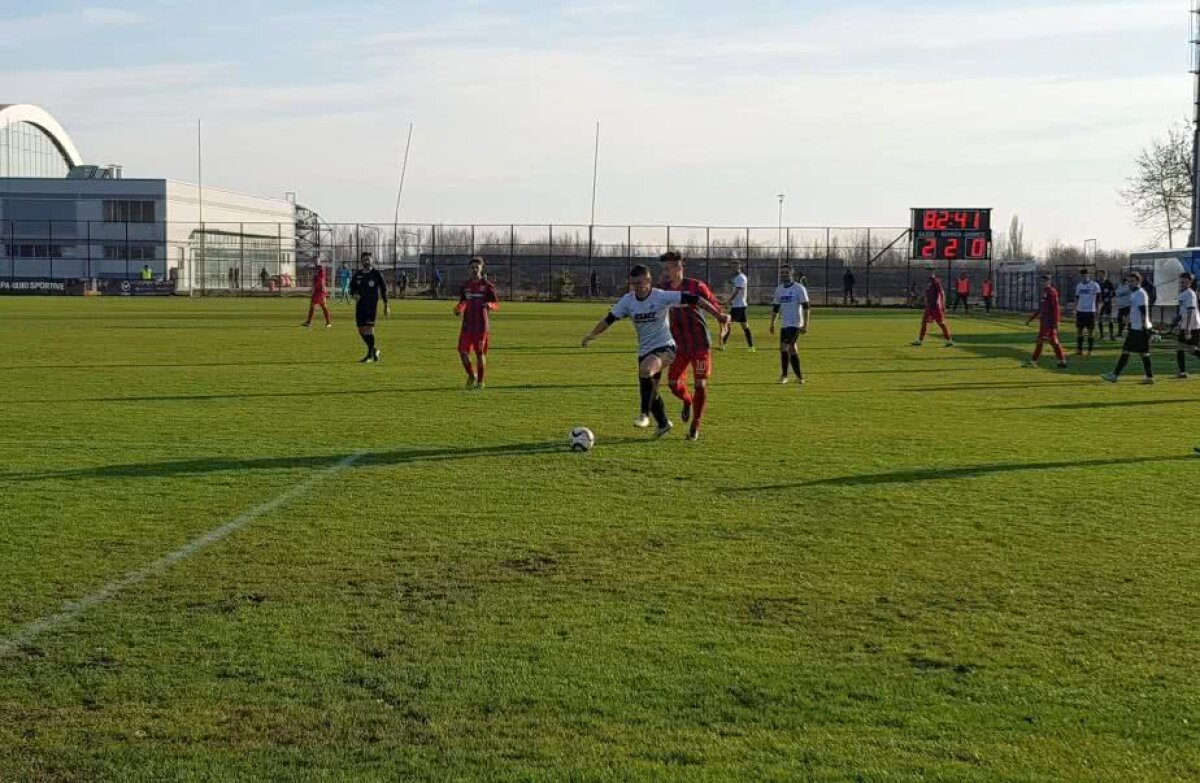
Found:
[911,208,992,261]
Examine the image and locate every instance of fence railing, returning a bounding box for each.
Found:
[1,220,1027,306]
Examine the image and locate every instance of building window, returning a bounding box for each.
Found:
[4,244,64,258]
[103,244,158,261]
[102,200,156,223]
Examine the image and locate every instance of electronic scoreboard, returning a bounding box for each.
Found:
[911,208,992,261]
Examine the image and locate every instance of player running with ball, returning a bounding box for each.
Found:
[659,251,722,440]
[769,265,810,384]
[455,257,498,389]
[582,265,729,440]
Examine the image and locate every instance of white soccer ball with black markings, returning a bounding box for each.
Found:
[569,427,595,452]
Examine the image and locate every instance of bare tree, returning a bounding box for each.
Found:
[1121,122,1193,249]
[1000,215,1029,261]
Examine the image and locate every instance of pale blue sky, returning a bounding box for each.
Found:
[1,0,1189,249]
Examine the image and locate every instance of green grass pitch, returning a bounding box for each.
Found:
[0,297,1197,781]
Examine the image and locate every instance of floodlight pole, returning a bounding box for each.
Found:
[776,193,785,276]
[1191,1,1200,247]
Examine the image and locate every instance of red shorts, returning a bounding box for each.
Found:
[669,350,712,382]
[922,310,945,323]
[1037,327,1059,341]
[459,332,489,354]
[311,291,328,305]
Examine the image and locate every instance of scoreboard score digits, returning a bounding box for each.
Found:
[911,208,992,261]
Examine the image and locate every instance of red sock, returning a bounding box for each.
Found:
[919,320,929,340]
[1052,340,1065,361]
[320,304,331,324]
[668,379,692,405]
[476,354,486,383]
[1032,341,1043,361]
[306,303,315,323]
[939,321,953,340]
[691,386,708,429]
[460,354,474,379]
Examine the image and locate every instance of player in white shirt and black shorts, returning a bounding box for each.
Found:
[583,265,729,438]
[768,265,811,385]
[722,262,755,351]
[1174,272,1200,378]
[1102,272,1155,384]
[1074,268,1102,356]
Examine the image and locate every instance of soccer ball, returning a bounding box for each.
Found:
[569,427,595,452]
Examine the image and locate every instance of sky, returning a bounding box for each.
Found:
[0,0,1191,251]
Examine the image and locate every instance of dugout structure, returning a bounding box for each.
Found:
[1128,248,1200,326]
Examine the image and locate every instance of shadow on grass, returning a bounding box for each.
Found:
[0,438,648,482]
[724,454,1193,493]
[1007,398,1194,412]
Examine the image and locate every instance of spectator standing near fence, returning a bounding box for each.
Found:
[336,262,352,303]
[1116,277,1133,337]
[842,268,856,305]
[952,272,970,313]
[722,263,755,352]
[1098,269,1116,340]
[1102,272,1154,385]
[1024,275,1067,369]
[981,277,994,313]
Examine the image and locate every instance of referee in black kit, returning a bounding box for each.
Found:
[350,252,389,363]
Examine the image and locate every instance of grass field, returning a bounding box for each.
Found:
[0,296,1197,782]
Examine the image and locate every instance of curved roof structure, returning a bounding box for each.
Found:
[0,104,83,172]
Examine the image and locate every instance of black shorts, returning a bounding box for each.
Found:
[1178,330,1200,348]
[1100,301,1114,317]
[1122,330,1151,354]
[1075,312,1096,330]
[731,307,748,324]
[1118,306,1131,322]
[780,327,802,346]
[638,345,677,366]
[356,298,379,327]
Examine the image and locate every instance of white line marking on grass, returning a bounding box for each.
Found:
[0,451,366,658]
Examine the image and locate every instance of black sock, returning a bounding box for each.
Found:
[1141,355,1153,378]
[745,329,754,348]
[780,352,789,376]
[638,376,653,415]
[1114,354,1130,376]
[1077,335,1084,353]
[1178,351,1187,374]
[365,334,376,354]
[650,395,668,427]
[789,354,802,378]
[1087,336,1094,353]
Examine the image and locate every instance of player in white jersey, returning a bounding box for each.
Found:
[768,265,811,384]
[583,265,729,437]
[1074,268,1102,356]
[1102,272,1155,384]
[1174,272,1200,378]
[721,263,755,351]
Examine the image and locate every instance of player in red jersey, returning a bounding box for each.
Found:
[302,260,332,328]
[455,257,499,389]
[659,251,723,441]
[912,270,954,346]
[1024,274,1068,369]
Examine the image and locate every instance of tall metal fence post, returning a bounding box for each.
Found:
[430,224,436,295]
[824,227,831,306]
[509,225,515,301]
[86,219,92,280]
[587,224,593,299]
[865,228,872,304]
[547,224,553,300]
[125,220,130,281]
[626,226,632,275]
[744,228,751,302]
